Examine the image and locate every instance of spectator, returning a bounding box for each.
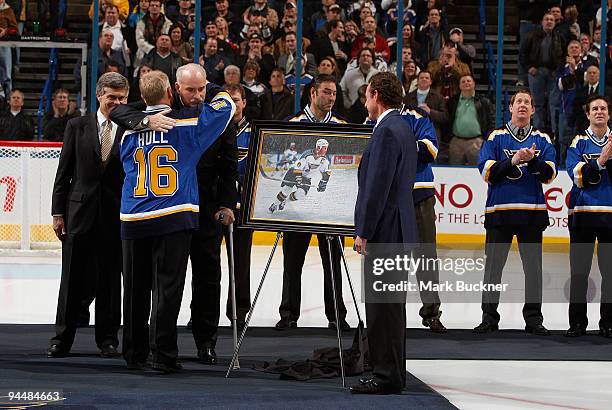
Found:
[97,29,127,77]
[383,0,417,37]
[89,0,128,22]
[169,24,193,64]
[573,65,601,136]
[427,44,470,101]
[448,27,476,72]
[0,0,17,97]
[7,0,26,65]
[446,74,494,166]
[42,89,80,142]
[311,0,345,33]
[224,65,261,121]
[135,0,173,65]
[236,33,275,86]
[100,5,128,54]
[127,0,148,29]
[401,60,420,93]
[351,15,391,62]
[241,0,277,43]
[388,45,417,76]
[166,0,191,31]
[347,83,368,124]
[520,12,565,132]
[343,19,360,46]
[241,60,266,97]
[389,23,419,68]
[590,26,601,59]
[579,33,593,58]
[340,48,379,109]
[561,5,580,38]
[404,70,448,143]
[310,19,350,74]
[300,57,346,115]
[203,19,235,62]
[557,40,598,165]
[261,67,293,120]
[272,19,311,60]
[216,16,238,45]
[355,3,374,28]
[417,7,447,67]
[0,90,34,141]
[213,0,241,41]
[128,63,151,103]
[284,55,314,95]
[347,0,377,23]
[141,34,184,85]
[277,32,317,77]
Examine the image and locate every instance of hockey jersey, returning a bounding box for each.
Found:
[288,105,347,125]
[566,128,612,228]
[119,93,236,239]
[478,124,557,229]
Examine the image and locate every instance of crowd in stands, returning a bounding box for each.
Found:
[0,0,610,168]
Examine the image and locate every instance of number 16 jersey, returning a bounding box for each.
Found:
[119,93,235,239]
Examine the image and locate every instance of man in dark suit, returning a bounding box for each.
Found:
[404,70,449,144]
[48,72,129,358]
[351,72,418,395]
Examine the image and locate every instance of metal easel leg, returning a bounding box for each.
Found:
[226,232,283,377]
[327,235,346,388]
[337,236,363,324]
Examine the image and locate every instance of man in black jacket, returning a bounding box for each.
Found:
[446,74,494,165]
[48,73,128,358]
[310,19,350,74]
[0,90,34,141]
[109,63,238,366]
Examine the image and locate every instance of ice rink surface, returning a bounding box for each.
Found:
[1,245,610,409]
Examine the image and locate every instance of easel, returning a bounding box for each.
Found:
[225,233,363,388]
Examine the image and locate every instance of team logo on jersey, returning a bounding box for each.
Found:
[582,153,601,162]
[503,149,541,167]
[210,99,228,110]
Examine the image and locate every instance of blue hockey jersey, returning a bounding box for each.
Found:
[119,93,236,239]
[400,107,438,204]
[566,128,612,228]
[288,105,346,124]
[478,124,557,229]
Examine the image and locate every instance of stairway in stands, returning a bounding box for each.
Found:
[446,0,520,96]
[15,0,91,136]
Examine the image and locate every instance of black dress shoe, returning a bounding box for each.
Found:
[275,318,297,330]
[47,344,69,358]
[525,324,551,336]
[328,319,350,331]
[423,318,447,333]
[152,361,183,374]
[473,322,498,333]
[565,324,587,337]
[197,347,217,365]
[599,325,612,338]
[100,344,121,358]
[350,378,402,395]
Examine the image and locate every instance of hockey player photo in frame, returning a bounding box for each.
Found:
[241,121,373,235]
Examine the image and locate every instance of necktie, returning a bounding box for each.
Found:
[590,86,596,96]
[100,120,113,164]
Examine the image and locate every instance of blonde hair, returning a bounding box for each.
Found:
[139,70,170,106]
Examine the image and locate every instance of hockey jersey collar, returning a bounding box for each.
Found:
[585,126,611,147]
[304,105,332,123]
[505,121,533,143]
[144,104,171,113]
[237,117,250,135]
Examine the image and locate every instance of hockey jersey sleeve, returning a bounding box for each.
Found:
[414,115,438,163]
[478,135,517,184]
[193,92,236,154]
[567,138,602,188]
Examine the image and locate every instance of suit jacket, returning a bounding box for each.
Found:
[355,110,417,244]
[51,113,124,235]
[309,34,351,73]
[404,89,448,139]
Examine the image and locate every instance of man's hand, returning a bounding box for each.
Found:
[598,139,612,166]
[511,143,536,165]
[147,109,176,132]
[68,101,77,115]
[354,236,367,255]
[215,207,235,226]
[528,66,538,76]
[53,216,66,240]
[335,49,347,60]
[215,59,225,71]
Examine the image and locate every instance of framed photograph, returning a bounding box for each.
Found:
[241,120,373,235]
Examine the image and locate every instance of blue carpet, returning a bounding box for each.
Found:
[0,325,455,409]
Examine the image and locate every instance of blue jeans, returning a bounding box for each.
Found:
[0,47,12,97]
[528,67,555,131]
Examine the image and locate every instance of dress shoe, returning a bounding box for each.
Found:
[328,319,350,331]
[47,344,69,358]
[600,325,612,338]
[423,318,447,333]
[275,318,297,330]
[350,378,402,395]
[473,322,498,333]
[100,344,121,358]
[565,324,587,337]
[197,347,217,365]
[152,361,183,374]
[525,324,551,336]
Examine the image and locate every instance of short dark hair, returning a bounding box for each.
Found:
[510,88,534,106]
[368,72,404,109]
[53,88,70,98]
[270,67,285,79]
[328,19,342,31]
[313,74,337,91]
[585,95,610,113]
[358,47,374,61]
[222,83,246,100]
[418,70,431,79]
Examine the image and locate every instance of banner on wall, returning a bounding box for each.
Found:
[432,167,573,238]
